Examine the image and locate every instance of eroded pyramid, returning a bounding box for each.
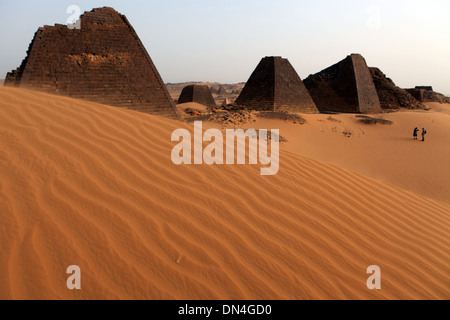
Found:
[304,54,382,114]
[235,56,318,113]
[406,86,450,104]
[4,7,179,119]
[370,68,425,109]
[178,85,217,108]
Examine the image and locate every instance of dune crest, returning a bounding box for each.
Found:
[0,87,448,299]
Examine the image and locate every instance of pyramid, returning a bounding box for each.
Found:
[217,86,228,95]
[178,85,217,108]
[4,7,179,119]
[304,54,382,114]
[406,86,450,104]
[235,56,318,113]
[370,68,425,109]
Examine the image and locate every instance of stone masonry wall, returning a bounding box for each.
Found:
[235,57,276,111]
[352,54,382,113]
[273,57,318,113]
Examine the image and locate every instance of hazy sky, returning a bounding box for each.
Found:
[0,0,449,94]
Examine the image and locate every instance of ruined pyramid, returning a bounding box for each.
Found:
[370,67,425,109]
[178,85,217,108]
[406,86,450,104]
[4,7,179,119]
[235,56,318,113]
[304,54,382,114]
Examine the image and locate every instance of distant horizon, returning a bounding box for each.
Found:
[0,0,449,95]
[1,78,449,98]
[2,78,449,98]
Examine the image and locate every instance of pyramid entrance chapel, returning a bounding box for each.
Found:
[236,56,318,113]
[4,7,179,119]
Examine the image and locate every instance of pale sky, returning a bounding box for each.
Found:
[0,0,449,95]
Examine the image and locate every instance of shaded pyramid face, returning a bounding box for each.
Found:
[236,57,318,113]
[178,85,217,108]
[4,7,179,119]
[304,54,382,114]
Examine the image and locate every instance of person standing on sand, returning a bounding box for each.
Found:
[413,127,419,140]
[422,128,427,141]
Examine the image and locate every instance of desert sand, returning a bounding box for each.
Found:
[0,87,449,299]
[226,103,450,205]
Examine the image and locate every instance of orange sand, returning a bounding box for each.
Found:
[0,87,448,299]
[228,104,450,204]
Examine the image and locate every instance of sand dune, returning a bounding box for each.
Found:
[234,105,450,205]
[0,87,449,299]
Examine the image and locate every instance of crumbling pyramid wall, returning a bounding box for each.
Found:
[4,7,179,119]
[406,86,450,104]
[370,68,425,109]
[235,56,318,113]
[406,88,425,102]
[304,54,382,114]
[178,85,217,108]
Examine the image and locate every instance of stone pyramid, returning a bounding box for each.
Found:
[4,7,179,119]
[370,67,425,109]
[178,85,217,108]
[406,86,450,104]
[235,56,318,113]
[304,54,382,114]
[217,86,228,95]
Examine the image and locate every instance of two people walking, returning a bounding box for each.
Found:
[413,127,427,141]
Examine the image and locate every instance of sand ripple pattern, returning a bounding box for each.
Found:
[0,88,449,299]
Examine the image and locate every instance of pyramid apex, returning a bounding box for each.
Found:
[349,53,365,59]
[263,56,284,60]
[91,6,119,13]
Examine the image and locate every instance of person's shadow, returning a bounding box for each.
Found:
[395,137,423,142]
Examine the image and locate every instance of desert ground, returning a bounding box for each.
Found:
[224,103,450,205]
[0,87,449,299]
